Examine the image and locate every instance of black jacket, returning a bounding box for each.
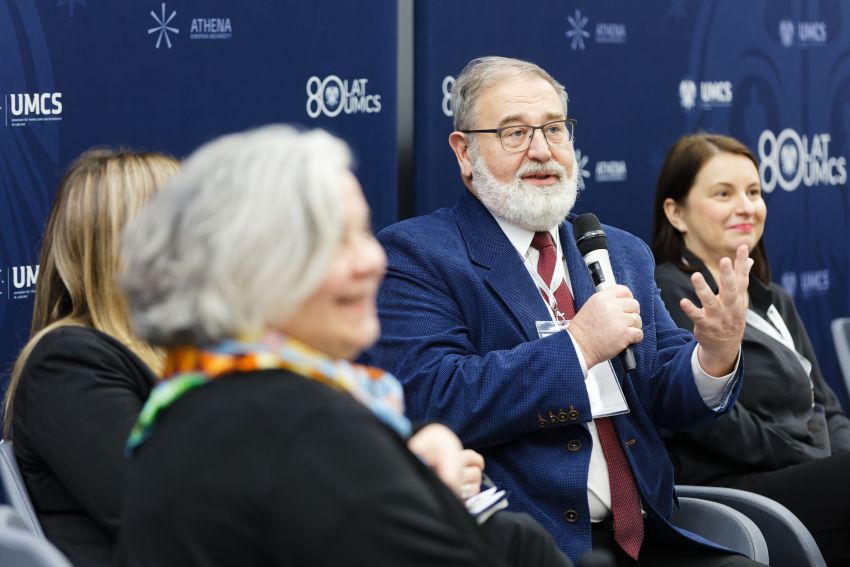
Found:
[655,255,850,485]
[116,369,511,567]
[12,325,156,567]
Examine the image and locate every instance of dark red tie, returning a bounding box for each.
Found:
[530,231,575,319]
[531,231,644,559]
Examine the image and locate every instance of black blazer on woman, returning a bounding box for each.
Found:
[12,325,156,567]
[655,254,850,485]
[116,369,515,567]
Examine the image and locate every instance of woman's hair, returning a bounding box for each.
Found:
[650,132,771,285]
[120,125,352,347]
[3,148,180,435]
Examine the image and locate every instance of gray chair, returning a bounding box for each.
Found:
[0,440,44,537]
[0,506,71,567]
[830,317,850,400]
[671,496,769,563]
[677,485,827,567]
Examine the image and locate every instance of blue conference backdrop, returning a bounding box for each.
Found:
[0,0,397,393]
[414,0,850,409]
[2,0,849,410]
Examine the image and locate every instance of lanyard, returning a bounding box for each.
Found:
[524,232,569,322]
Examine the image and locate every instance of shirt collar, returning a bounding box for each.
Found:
[492,214,560,256]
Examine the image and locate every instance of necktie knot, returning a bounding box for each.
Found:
[531,231,554,252]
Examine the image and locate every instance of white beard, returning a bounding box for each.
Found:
[469,145,578,232]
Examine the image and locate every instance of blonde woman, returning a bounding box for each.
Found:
[4,148,179,567]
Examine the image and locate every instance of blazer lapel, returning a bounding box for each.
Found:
[453,191,550,341]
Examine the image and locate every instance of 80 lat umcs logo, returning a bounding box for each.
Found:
[758,129,847,193]
[305,76,382,118]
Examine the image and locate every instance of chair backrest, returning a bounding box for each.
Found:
[0,441,45,537]
[677,485,827,567]
[830,317,850,400]
[0,506,71,567]
[671,496,769,563]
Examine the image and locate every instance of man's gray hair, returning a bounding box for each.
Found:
[451,56,569,131]
[120,125,351,346]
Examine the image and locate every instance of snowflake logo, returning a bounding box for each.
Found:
[565,10,590,51]
[57,0,86,18]
[779,20,794,47]
[324,85,341,108]
[780,143,798,176]
[148,2,179,49]
[679,79,697,111]
[574,148,591,183]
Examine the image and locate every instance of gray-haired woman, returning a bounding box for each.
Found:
[115,125,572,567]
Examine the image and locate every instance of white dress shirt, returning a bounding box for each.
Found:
[492,215,738,521]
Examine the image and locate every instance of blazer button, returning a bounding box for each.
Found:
[557,409,569,422]
[537,415,548,429]
[564,509,579,523]
[567,407,579,421]
[567,439,582,452]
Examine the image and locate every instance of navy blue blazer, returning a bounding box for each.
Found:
[364,190,743,562]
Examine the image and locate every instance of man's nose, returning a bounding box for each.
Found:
[526,128,553,161]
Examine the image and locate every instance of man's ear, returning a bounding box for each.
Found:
[449,131,474,181]
[663,197,688,233]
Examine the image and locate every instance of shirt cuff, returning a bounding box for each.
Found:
[566,330,589,378]
[691,345,741,410]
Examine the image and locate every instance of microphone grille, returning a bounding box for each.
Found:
[573,213,608,255]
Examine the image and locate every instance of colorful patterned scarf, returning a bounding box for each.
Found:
[127,333,411,453]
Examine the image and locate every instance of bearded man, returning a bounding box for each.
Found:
[364,56,762,567]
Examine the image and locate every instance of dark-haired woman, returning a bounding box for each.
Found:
[652,132,850,566]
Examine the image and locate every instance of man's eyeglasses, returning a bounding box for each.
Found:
[460,119,576,153]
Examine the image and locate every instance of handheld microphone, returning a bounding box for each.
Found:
[572,213,636,372]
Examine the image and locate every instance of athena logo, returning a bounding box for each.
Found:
[678,80,697,111]
[758,129,847,192]
[441,76,455,117]
[305,76,382,118]
[779,20,794,47]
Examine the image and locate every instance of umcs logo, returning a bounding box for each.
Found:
[6,93,63,126]
[778,19,827,47]
[678,79,732,111]
[758,129,847,192]
[9,264,39,300]
[780,270,830,299]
